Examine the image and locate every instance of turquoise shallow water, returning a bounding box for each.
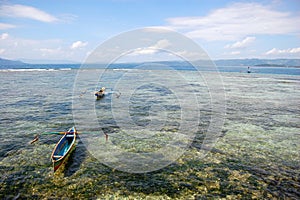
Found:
[0,68,299,199]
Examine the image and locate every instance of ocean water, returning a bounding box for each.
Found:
[0,65,299,199]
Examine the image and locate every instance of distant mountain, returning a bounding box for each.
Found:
[1,57,300,68]
[214,59,300,67]
[139,59,300,68]
[136,59,300,67]
[0,58,26,66]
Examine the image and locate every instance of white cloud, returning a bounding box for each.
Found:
[130,39,171,56]
[0,33,9,40]
[143,26,174,33]
[0,4,58,22]
[70,41,88,49]
[0,34,64,59]
[166,2,300,41]
[130,48,157,55]
[225,37,256,49]
[0,49,5,54]
[265,47,300,55]
[0,23,16,30]
[230,51,241,55]
[126,39,208,61]
[40,47,62,55]
[0,33,89,62]
[152,39,171,49]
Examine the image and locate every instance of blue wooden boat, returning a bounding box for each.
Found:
[51,127,77,172]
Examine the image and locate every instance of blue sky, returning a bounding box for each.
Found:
[0,0,299,63]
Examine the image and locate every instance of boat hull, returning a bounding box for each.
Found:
[52,144,75,172]
[95,87,105,100]
[51,127,77,173]
[95,92,104,100]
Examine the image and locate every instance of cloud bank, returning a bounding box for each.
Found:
[225,37,256,49]
[265,47,300,55]
[0,33,89,62]
[0,4,58,23]
[166,2,300,41]
[0,23,16,30]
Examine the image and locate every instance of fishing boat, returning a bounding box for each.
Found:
[95,87,105,100]
[51,127,77,172]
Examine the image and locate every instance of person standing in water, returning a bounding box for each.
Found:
[247,66,251,73]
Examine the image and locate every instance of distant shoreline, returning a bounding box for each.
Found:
[254,64,300,68]
[1,57,300,68]
[0,64,299,76]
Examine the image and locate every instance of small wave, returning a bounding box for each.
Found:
[59,68,72,71]
[0,69,48,72]
[112,68,138,71]
[0,68,72,72]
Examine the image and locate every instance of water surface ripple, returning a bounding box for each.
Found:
[0,68,299,199]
